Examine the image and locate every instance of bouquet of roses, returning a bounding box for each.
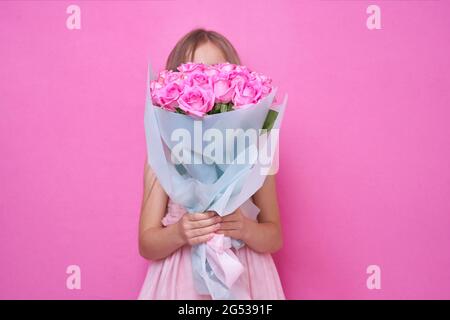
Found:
[144,62,287,299]
[150,62,278,126]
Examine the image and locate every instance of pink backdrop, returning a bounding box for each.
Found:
[1,0,449,299]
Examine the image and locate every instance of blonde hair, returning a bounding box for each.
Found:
[166,28,241,71]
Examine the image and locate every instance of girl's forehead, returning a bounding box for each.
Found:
[192,41,227,65]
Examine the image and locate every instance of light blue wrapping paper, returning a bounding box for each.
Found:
[143,64,287,299]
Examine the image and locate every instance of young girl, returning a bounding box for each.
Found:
[138,29,285,300]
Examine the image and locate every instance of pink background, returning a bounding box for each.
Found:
[1,0,450,299]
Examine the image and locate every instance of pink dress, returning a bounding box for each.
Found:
[138,194,285,300]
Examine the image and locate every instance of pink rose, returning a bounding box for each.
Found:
[163,71,187,86]
[215,62,237,73]
[234,65,251,74]
[177,62,206,73]
[177,86,215,117]
[152,82,184,111]
[187,71,211,89]
[261,79,272,98]
[229,70,250,89]
[204,66,220,78]
[155,70,168,84]
[250,72,273,98]
[150,80,164,105]
[232,79,263,108]
[212,74,234,103]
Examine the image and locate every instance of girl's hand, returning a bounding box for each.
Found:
[216,208,252,241]
[177,211,222,246]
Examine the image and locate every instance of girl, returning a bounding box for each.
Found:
[138,29,285,300]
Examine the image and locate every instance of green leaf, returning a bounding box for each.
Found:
[220,103,228,113]
[175,107,186,114]
[207,103,234,115]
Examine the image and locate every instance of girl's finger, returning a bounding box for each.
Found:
[189,211,216,221]
[217,221,240,230]
[221,213,240,222]
[189,233,215,245]
[190,216,221,229]
[187,223,221,238]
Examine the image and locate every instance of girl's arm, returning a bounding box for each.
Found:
[138,160,184,260]
[139,159,222,260]
[216,174,283,254]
